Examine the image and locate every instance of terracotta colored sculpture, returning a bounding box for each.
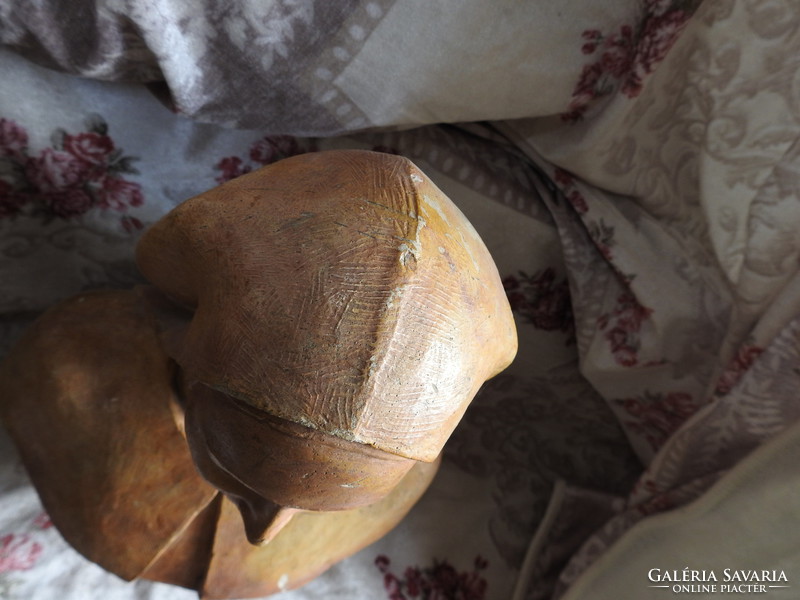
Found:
[0,150,517,597]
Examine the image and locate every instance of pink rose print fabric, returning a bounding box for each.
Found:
[0,518,46,599]
[502,269,574,338]
[0,533,42,573]
[596,291,654,368]
[375,555,489,600]
[561,0,702,121]
[0,116,144,231]
[214,135,318,183]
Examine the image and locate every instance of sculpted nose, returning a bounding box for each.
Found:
[233,496,300,546]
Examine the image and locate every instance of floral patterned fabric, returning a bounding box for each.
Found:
[0,0,634,134]
[1,116,143,228]
[1,1,800,599]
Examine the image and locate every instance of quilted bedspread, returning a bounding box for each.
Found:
[1,1,800,599]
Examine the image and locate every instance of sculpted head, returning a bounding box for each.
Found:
[136,150,517,543]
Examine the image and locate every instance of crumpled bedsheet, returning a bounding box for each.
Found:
[1,1,799,599]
